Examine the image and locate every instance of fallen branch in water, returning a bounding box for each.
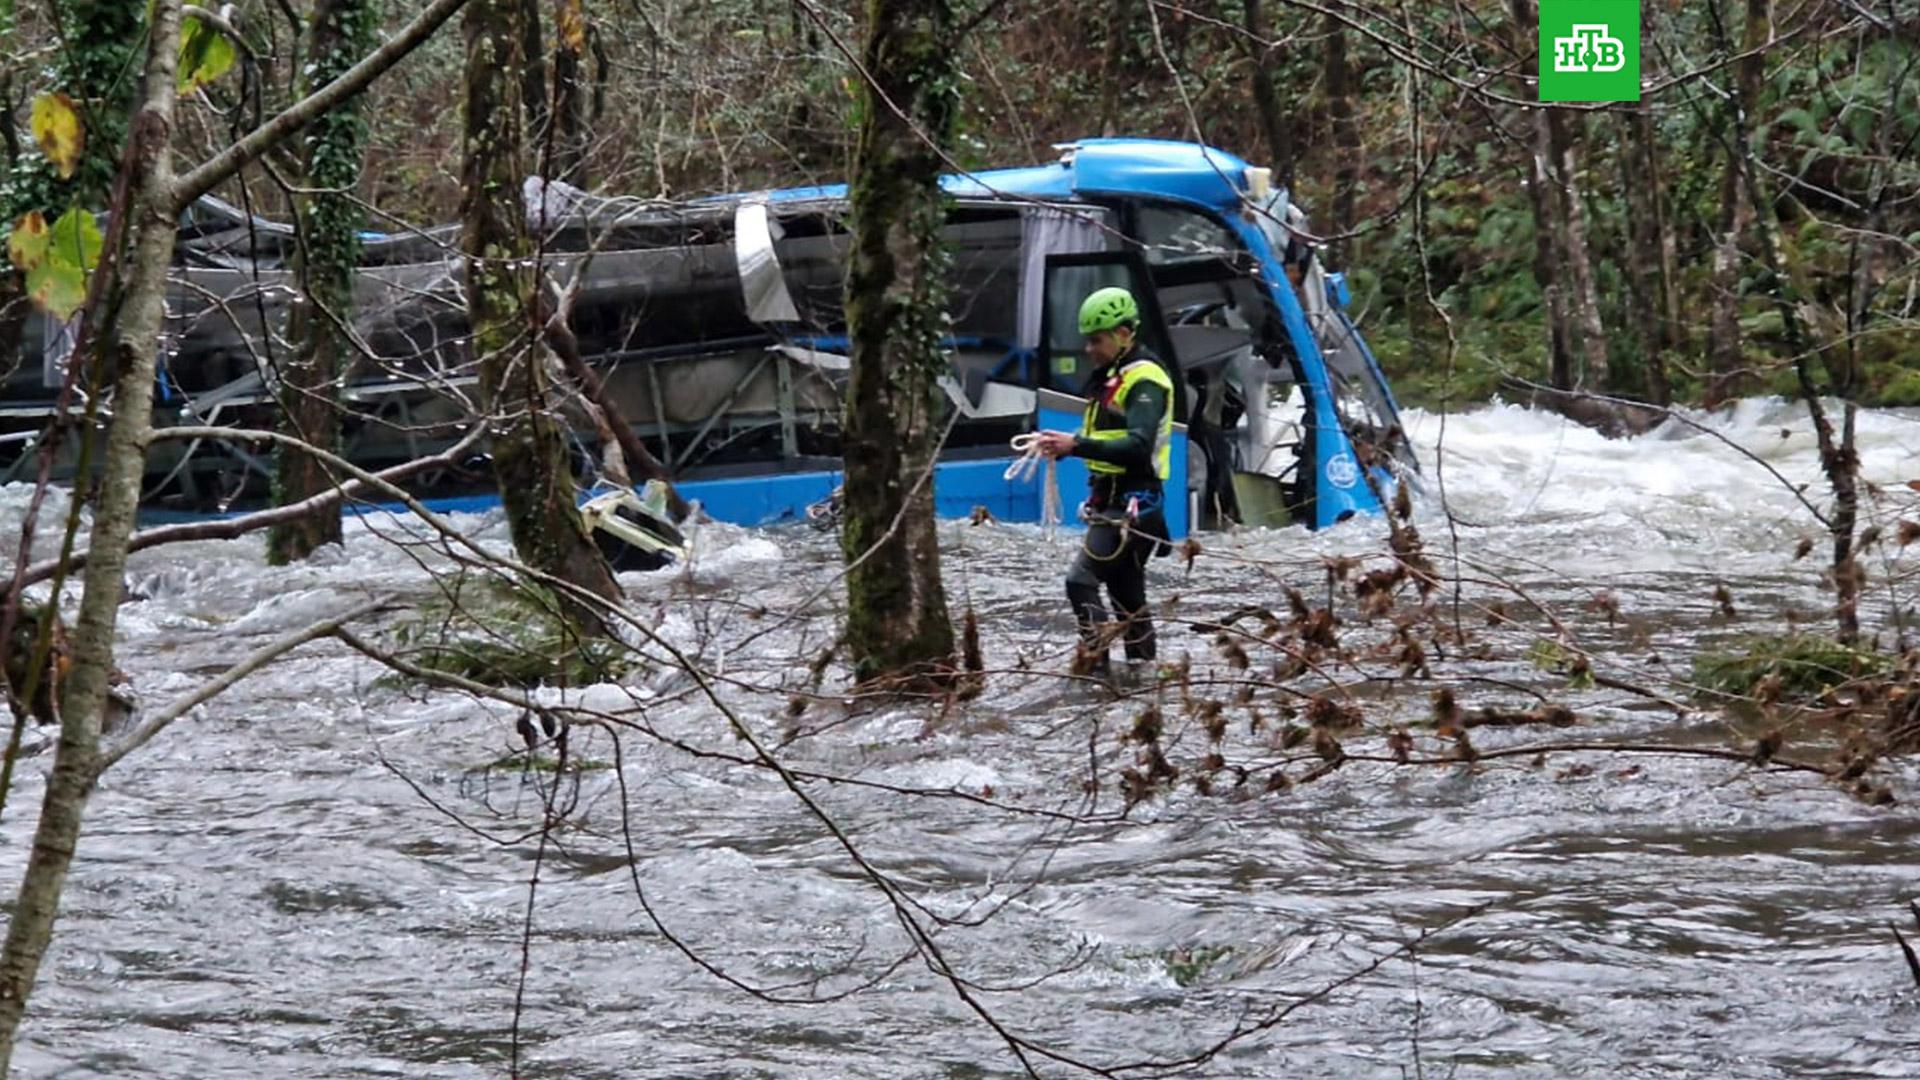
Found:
[1342,741,1836,778]
[1896,901,1920,990]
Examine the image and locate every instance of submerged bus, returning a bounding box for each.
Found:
[0,138,1414,535]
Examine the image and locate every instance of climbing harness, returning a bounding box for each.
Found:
[1005,433,1063,537]
[1074,486,1167,561]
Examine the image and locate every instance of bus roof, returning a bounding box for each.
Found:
[740,138,1257,214]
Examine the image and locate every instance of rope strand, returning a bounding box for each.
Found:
[1006,433,1061,538]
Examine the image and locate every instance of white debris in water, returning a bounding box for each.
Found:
[527,680,654,713]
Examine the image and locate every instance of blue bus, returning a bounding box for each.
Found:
[3,138,1414,536]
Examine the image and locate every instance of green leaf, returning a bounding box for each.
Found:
[1777,107,1818,140]
[26,260,86,319]
[6,211,50,271]
[29,92,84,179]
[1527,639,1567,670]
[47,208,103,271]
[177,15,237,95]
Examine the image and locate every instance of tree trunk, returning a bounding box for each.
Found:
[462,0,619,632]
[0,2,185,1067]
[1324,3,1357,266]
[1705,170,1752,406]
[1546,109,1611,391]
[1616,111,1664,404]
[546,0,590,185]
[269,0,381,564]
[1241,0,1293,188]
[518,0,549,154]
[1511,0,1574,388]
[1095,0,1129,136]
[1704,0,1770,406]
[1631,0,1679,405]
[0,57,20,384]
[1526,119,1574,388]
[1712,0,1857,642]
[1619,107,1678,404]
[840,0,957,686]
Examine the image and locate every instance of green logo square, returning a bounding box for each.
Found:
[1538,0,1640,102]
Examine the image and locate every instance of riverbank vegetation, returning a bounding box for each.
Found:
[14,0,1913,410]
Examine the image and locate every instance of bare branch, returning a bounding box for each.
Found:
[95,594,397,775]
[172,0,473,210]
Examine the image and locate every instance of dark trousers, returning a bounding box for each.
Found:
[1065,511,1166,667]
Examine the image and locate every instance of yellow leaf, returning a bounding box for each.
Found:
[7,211,51,271]
[29,93,84,179]
[557,0,587,53]
[26,260,86,320]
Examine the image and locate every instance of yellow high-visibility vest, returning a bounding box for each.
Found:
[1080,356,1174,480]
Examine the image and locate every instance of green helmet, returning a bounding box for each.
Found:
[1078,286,1139,335]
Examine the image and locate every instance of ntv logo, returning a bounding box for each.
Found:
[1552,24,1627,74]
[1537,0,1639,102]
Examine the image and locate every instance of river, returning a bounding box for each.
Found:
[3,398,1918,1078]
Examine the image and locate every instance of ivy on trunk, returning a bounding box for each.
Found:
[839,0,958,686]
[269,0,382,564]
[460,0,619,633]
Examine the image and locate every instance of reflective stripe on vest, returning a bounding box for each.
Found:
[1080,357,1174,479]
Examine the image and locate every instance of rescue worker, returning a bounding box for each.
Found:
[1033,286,1174,679]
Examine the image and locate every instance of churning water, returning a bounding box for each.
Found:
[3,398,1919,1078]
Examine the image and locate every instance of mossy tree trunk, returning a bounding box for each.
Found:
[269,0,382,564]
[462,0,619,632]
[0,3,185,1065]
[840,0,957,686]
[0,0,474,1063]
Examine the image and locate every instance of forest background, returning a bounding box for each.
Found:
[8,0,1915,412]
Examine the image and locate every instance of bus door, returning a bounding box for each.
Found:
[1035,251,1190,539]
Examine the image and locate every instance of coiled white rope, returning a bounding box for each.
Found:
[1003,433,1042,481]
[1005,433,1062,537]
